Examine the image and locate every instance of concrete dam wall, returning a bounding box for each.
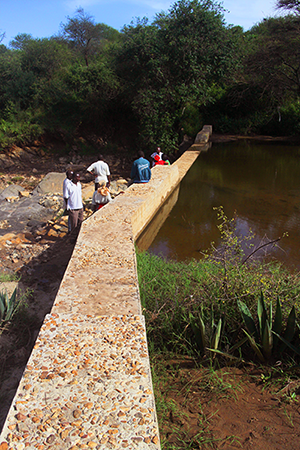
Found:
[0,127,212,450]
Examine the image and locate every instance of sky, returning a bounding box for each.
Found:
[1,0,280,47]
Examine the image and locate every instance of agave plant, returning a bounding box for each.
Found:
[237,292,297,362]
[188,307,223,356]
[0,288,19,325]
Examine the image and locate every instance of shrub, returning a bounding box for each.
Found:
[136,208,300,362]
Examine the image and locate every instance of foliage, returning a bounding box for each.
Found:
[60,7,121,67]
[245,16,300,105]
[0,288,21,325]
[9,33,34,50]
[1,0,300,148]
[238,292,298,362]
[0,272,20,283]
[136,208,300,362]
[276,0,300,14]
[188,309,223,356]
[0,103,43,148]
[117,0,241,151]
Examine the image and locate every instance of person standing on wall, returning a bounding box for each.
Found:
[65,172,84,237]
[63,169,73,233]
[87,155,111,191]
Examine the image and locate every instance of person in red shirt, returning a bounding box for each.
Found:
[153,154,165,166]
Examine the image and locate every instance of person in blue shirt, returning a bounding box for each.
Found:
[130,151,152,183]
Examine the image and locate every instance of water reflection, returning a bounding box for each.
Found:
[137,141,300,270]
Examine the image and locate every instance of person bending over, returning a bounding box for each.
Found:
[92,180,112,211]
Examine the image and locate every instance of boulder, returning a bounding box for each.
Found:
[0,195,55,235]
[19,191,30,198]
[33,172,65,195]
[110,179,128,197]
[0,185,24,202]
[82,183,95,200]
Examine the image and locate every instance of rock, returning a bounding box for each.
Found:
[10,197,54,223]
[27,219,47,229]
[19,191,30,198]
[0,220,11,230]
[0,195,55,235]
[38,196,63,209]
[33,173,65,195]
[9,146,34,161]
[5,196,19,203]
[110,180,128,197]
[0,233,16,246]
[82,183,95,200]
[117,178,128,185]
[47,229,59,237]
[0,185,24,202]
[0,153,12,169]
[194,126,212,144]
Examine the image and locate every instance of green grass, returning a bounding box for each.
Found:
[11,176,24,183]
[136,209,300,363]
[0,272,20,283]
[137,249,300,360]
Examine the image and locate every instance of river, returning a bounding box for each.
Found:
[136,140,300,270]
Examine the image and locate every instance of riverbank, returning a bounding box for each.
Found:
[137,245,300,450]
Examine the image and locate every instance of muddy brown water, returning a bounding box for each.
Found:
[137,140,300,270]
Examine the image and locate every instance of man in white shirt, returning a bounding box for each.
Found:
[65,172,83,234]
[63,169,73,232]
[87,155,111,191]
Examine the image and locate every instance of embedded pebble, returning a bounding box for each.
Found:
[0,314,160,449]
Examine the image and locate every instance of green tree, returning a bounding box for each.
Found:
[276,0,300,14]
[20,38,72,80]
[207,14,300,135]
[10,33,33,50]
[246,16,300,100]
[116,0,241,151]
[60,8,121,66]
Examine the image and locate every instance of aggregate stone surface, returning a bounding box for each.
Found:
[0,313,160,450]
